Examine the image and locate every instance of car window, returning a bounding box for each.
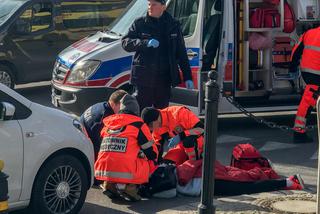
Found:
[0,91,31,120]
[0,0,24,27]
[15,2,53,34]
[61,1,132,30]
[167,0,199,37]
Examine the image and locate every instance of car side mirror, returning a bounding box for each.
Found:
[0,102,15,121]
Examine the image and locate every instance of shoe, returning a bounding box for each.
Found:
[293,132,313,143]
[100,182,121,199]
[287,174,305,190]
[120,184,141,202]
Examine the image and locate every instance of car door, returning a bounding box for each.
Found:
[8,0,59,82]
[0,90,29,203]
[166,0,204,109]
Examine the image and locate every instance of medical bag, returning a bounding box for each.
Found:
[272,37,292,67]
[230,143,271,170]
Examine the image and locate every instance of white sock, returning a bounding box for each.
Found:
[286,178,293,187]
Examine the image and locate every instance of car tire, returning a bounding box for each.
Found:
[0,65,14,89]
[30,155,88,214]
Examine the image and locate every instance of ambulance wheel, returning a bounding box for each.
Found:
[0,65,15,88]
[30,155,88,214]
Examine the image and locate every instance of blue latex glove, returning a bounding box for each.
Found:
[168,135,181,148]
[147,39,159,48]
[185,80,194,89]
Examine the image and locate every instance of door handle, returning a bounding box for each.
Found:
[26,132,34,138]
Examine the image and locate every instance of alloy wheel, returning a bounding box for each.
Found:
[43,165,82,214]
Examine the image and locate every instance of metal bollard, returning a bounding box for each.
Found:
[198,71,219,214]
[0,160,9,214]
[317,98,320,214]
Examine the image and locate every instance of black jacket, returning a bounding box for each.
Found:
[80,102,114,158]
[121,11,192,87]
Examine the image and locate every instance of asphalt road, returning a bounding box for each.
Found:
[11,82,319,214]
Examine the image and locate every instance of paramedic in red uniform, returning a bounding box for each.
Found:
[95,94,158,201]
[141,106,204,165]
[121,0,194,110]
[290,26,320,143]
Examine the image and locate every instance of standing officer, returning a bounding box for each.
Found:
[141,106,204,165]
[80,90,127,159]
[95,94,158,202]
[121,0,194,110]
[290,26,320,143]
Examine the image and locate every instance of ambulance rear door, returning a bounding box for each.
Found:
[168,0,204,109]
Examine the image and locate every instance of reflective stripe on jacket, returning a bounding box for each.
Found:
[153,106,204,160]
[94,113,157,184]
[291,27,320,75]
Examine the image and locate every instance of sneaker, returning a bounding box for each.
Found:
[287,174,305,190]
[120,184,141,202]
[100,182,121,199]
[293,132,313,143]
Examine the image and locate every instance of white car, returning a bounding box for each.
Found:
[0,83,94,214]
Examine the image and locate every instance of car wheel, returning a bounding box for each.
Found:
[30,155,88,214]
[0,65,14,88]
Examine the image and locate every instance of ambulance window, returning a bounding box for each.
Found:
[61,1,131,30]
[14,3,53,34]
[167,0,199,37]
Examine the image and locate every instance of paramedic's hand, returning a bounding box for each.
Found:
[168,135,181,148]
[185,80,194,89]
[147,39,159,48]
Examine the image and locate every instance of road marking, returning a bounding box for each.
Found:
[259,141,298,152]
[217,135,251,144]
[311,151,318,160]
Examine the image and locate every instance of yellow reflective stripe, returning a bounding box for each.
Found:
[32,25,50,32]
[34,12,51,17]
[295,116,306,123]
[141,141,153,150]
[0,201,8,211]
[305,45,320,52]
[95,170,133,179]
[61,9,123,20]
[188,127,204,135]
[301,68,320,75]
[0,160,4,171]
[20,9,32,18]
[61,2,118,6]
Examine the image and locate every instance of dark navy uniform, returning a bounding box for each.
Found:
[80,102,114,159]
[122,11,192,110]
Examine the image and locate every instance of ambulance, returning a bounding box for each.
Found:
[51,0,320,116]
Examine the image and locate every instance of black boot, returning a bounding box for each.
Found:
[293,132,314,143]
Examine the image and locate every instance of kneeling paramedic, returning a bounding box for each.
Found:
[141,106,204,165]
[290,26,320,143]
[95,95,158,201]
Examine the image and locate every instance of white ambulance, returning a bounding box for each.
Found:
[51,0,320,116]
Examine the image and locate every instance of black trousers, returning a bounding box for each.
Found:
[134,85,171,111]
[214,179,286,196]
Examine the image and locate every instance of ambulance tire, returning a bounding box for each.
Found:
[30,155,88,214]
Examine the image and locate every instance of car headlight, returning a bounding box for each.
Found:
[67,60,101,83]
